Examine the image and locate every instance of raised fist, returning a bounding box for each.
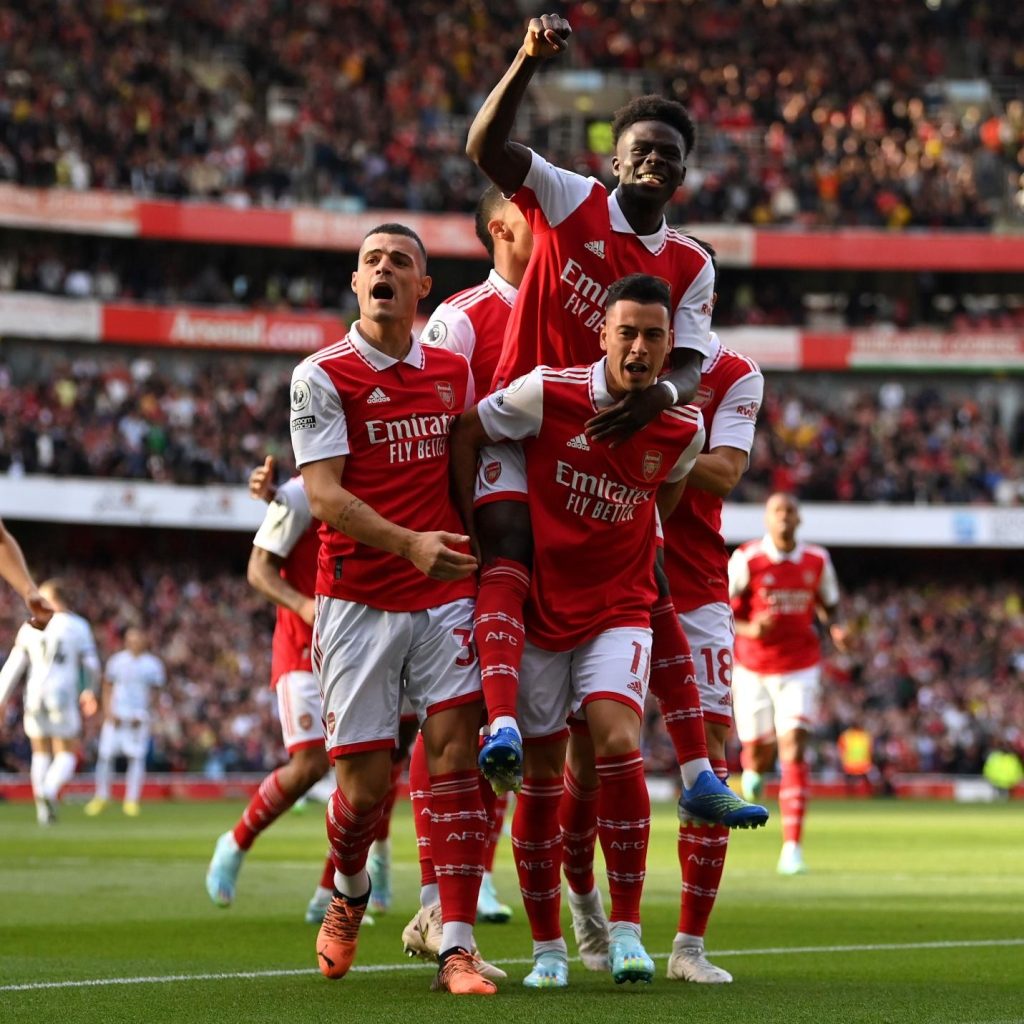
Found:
[523,14,571,59]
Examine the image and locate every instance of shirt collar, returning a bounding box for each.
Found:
[591,357,616,409]
[761,535,804,563]
[349,322,425,371]
[608,189,667,254]
[487,268,519,305]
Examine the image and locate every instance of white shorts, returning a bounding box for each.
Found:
[678,602,735,727]
[275,671,326,754]
[98,718,151,761]
[518,627,652,741]
[474,442,528,507]
[732,663,821,744]
[313,596,482,757]
[24,691,81,741]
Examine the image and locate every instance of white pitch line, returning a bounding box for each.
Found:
[2,937,1022,993]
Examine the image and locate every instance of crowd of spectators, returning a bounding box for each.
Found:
[3,346,1022,502]
[1,561,1019,783]
[1,0,1021,226]
[641,579,1024,781]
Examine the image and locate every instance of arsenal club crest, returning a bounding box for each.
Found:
[484,461,502,484]
[298,713,313,731]
[436,381,455,409]
[642,450,662,481]
[694,384,714,408]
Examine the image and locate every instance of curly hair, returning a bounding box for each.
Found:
[611,95,696,157]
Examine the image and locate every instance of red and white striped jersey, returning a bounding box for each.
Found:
[251,475,320,687]
[289,325,476,612]
[421,269,517,397]
[478,359,705,650]
[728,538,840,673]
[663,332,763,612]
[490,149,714,390]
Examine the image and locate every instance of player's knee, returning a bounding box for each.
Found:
[290,747,330,789]
[476,501,533,566]
[565,734,598,788]
[523,740,566,779]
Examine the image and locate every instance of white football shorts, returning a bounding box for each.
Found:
[24,690,81,741]
[98,718,151,761]
[275,670,326,753]
[731,662,821,743]
[678,602,735,727]
[313,596,481,758]
[474,442,528,507]
[518,627,653,741]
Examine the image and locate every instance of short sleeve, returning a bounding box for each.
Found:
[420,304,476,363]
[672,257,714,357]
[708,371,763,454]
[253,476,314,558]
[149,656,167,687]
[290,361,348,467]
[512,149,601,231]
[817,550,840,608]
[666,413,706,482]
[477,368,545,442]
[727,546,752,599]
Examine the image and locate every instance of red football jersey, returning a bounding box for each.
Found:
[251,475,319,687]
[478,360,705,650]
[290,326,475,612]
[490,150,714,390]
[421,269,517,397]
[728,538,840,673]
[663,333,763,612]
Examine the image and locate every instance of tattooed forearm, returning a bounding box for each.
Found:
[336,497,366,535]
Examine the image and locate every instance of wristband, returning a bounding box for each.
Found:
[660,379,679,405]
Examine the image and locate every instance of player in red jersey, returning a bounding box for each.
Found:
[204,473,345,926]
[453,274,706,988]
[465,13,717,797]
[729,493,850,876]
[290,223,495,995]
[555,241,769,980]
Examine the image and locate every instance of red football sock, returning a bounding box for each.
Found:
[780,760,810,844]
[648,599,708,766]
[319,853,335,890]
[677,760,731,936]
[481,786,505,873]
[325,788,385,885]
[474,558,530,722]
[408,734,435,886]
[373,756,405,842]
[430,770,488,924]
[513,776,564,941]
[560,764,599,895]
[233,768,294,851]
[596,751,650,925]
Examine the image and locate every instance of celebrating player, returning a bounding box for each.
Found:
[0,578,99,824]
[84,627,165,818]
[0,518,53,628]
[729,493,850,875]
[290,223,496,995]
[205,471,342,925]
[452,274,705,988]
[465,13,719,796]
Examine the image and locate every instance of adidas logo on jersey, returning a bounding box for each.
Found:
[584,239,606,259]
[367,387,390,404]
[566,433,591,451]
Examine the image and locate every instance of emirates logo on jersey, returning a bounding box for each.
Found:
[484,461,502,484]
[694,384,714,408]
[435,381,455,409]
[642,450,663,481]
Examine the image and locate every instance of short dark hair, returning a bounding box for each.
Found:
[605,273,672,316]
[611,95,696,157]
[474,185,506,259]
[685,235,718,279]
[362,222,427,264]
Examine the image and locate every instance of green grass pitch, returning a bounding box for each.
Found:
[1,797,1022,1024]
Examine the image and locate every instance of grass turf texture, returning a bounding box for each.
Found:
[1,798,1022,1024]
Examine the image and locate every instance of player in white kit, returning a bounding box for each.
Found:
[0,579,100,823]
[84,627,165,817]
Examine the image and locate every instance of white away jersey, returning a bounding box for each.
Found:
[13,612,100,711]
[106,649,166,721]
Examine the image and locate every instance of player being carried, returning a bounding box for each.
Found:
[290,222,497,995]
[452,274,705,988]
[464,14,757,830]
[729,493,850,876]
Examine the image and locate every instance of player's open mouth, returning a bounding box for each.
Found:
[371,281,395,300]
[624,360,649,377]
[636,172,664,185]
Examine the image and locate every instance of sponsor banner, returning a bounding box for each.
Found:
[101,303,347,352]
[678,224,756,268]
[139,200,294,247]
[290,207,483,256]
[842,329,1024,370]
[0,478,265,531]
[717,326,802,369]
[0,184,139,235]
[0,292,101,341]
